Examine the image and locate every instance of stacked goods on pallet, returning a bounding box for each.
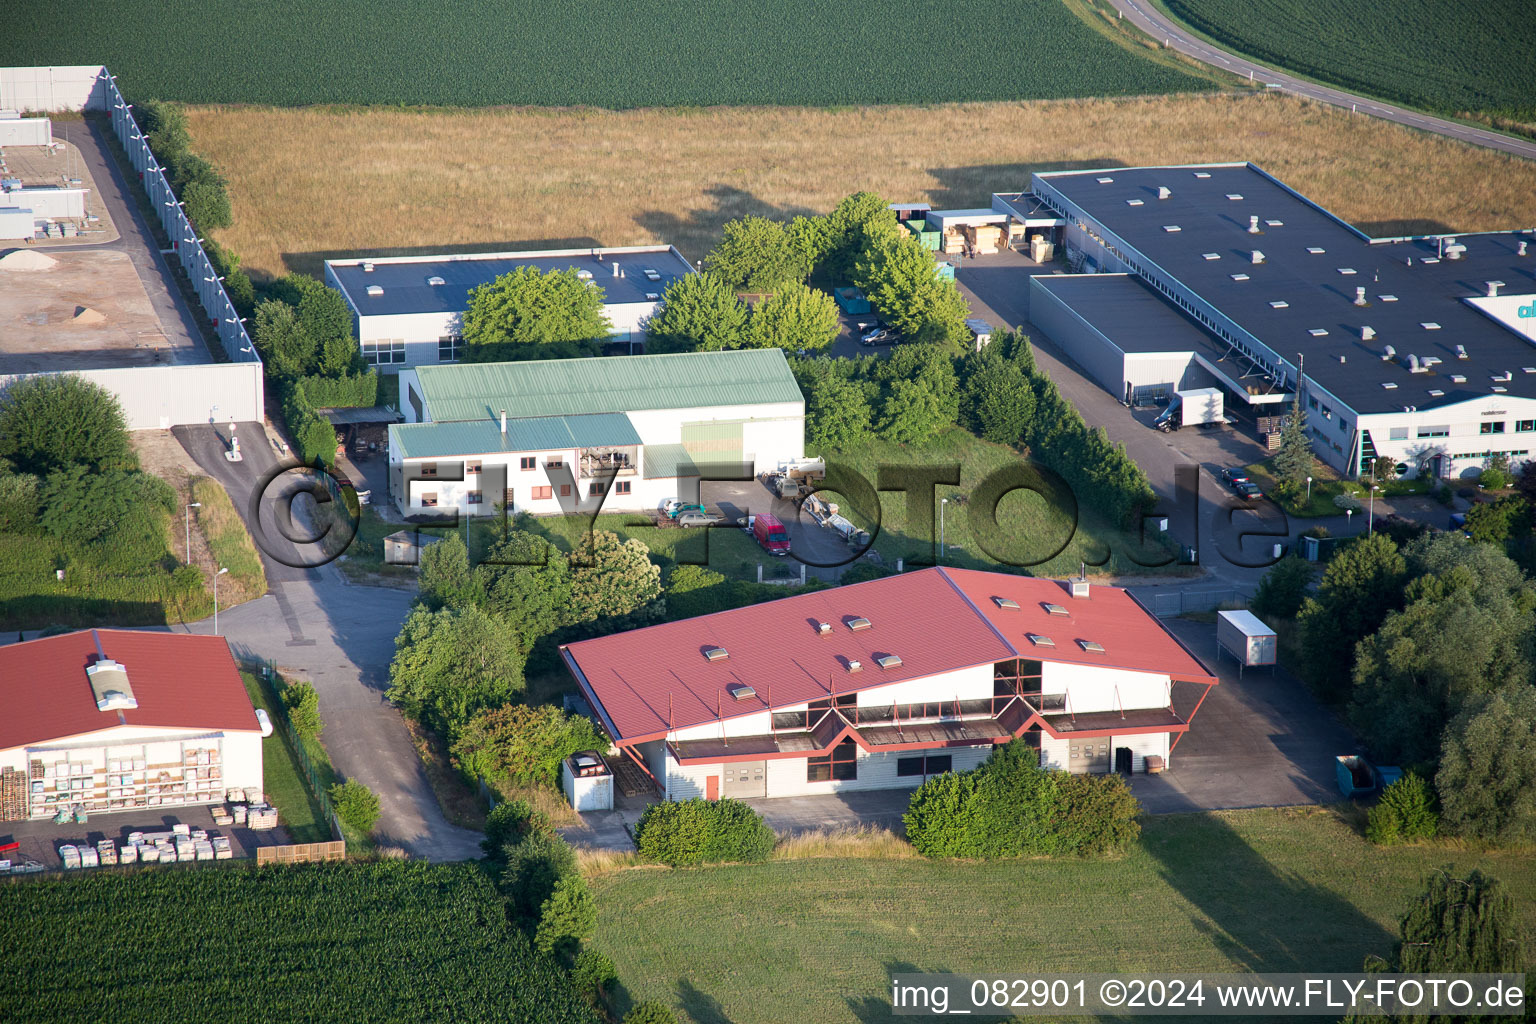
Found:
[244,788,263,804]
[232,804,247,826]
[247,805,278,831]
[96,840,117,866]
[194,840,214,861]
[139,843,161,863]
[79,846,99,868]
[59,844,81,869]
[211,806,233,826]
[212,837,233,860]
[962,224,1003,255]
[942,229,965,255]
[175,837,195,862]
[118,842,138,865]
[0,766,25,820]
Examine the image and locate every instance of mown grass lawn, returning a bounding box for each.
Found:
[823,428,1184,577]
[590,807,1536,1024]
[240,671,330,845]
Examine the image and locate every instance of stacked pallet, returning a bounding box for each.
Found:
[942,229,965,255]
[211,805,234,826]
[247,804,278,831]
[962,224,1004,255]
[212,836,233,860]
[96,840,117,866]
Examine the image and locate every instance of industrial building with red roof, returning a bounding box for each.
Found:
[561,567,1217,803]
[0,630,265,823]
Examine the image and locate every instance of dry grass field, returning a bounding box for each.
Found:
[185,92,1536,283]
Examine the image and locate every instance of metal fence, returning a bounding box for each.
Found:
[255,664,343,843]
[100,71,264,384]
[1142,587,1249,618]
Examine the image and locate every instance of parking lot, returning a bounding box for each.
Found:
[697,476,875,578]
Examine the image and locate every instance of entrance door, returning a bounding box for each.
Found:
[722,761,766,798]
[705,775,720,801]
[1068,739,1111,774]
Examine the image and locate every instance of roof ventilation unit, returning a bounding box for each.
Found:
[1421,356,1442,368]
[726,682,756,701]
[426,275,445,286]
[1450,374,1467,383]
[1043,602,1069,617]
[816,621,832,636]
[846,616,872,632]
[1354,287,1368,306]
[1381,345,1396,361]
[1408,354,1426,373]
[1339,355,1347,364]
[1157,186,1171,199]
[1519,241,1528,257]
[1494,370,1514,382]
[1251,250,1265,264]
[846,659,862,674]
[1026,633,1055,648]
[992,596,1020,610]
[86,658,138,712]
[1456,345,1469,360]
[875,654,903,670]
[643,268,661,282]
[1078,640,1106,654]
[1248,215,1260,234]
[1361,325,1376,341]
[703,646,729,662]
[1069,578,1090,599]
[1445,241,1466,259]
[1486,281,1505,297]
[611,261,620,276]
[362,262,374,272]
[365,285,383,297]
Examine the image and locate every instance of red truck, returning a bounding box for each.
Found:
[751,513,791,556]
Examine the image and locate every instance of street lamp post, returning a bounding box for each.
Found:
[1346,508,1354,531]
[1368,485,1380,535]
[939,498,948,564]
[213,567,228,635]
[184,502,202,563]
[1305,476,1312,505]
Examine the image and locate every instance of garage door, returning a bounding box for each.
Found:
[722,761,766,798]
[1067,739,1111,774]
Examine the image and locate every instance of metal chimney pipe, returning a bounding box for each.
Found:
[500,409,507,434]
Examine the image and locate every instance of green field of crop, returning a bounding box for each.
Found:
[0,861,601,1024]
[0,0,1216,108]
[1161,0,1536,123]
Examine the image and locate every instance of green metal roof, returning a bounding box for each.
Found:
[641,444,699,480]
[390,412,641,460]
[413,349,803,423]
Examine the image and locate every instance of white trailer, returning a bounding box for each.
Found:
[1216,610,1277,676]
[1155,387,1225,431]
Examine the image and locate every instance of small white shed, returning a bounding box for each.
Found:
[561,751,614,812]
[1216,610,1277,675]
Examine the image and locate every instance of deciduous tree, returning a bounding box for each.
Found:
[704,216,806,294]
[645,272,748,352]
[745,283,839,353]
[1295,534,1408,697]
[805,373,873,451]
[567,530,662,626]
[0,374,134,476]
[1437,687,1536,844]
[960,355,1035,445]
[462,267,612,352]
[418,532,480,610]
[852,229,969,347]
[387,604,526,737]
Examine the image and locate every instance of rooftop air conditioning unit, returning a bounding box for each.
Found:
[846,659,862,673]
[875,654,902,670]
[1251,250,1265,264]
[1361,326,1376,341]
[726,682,756,701]
[703,646,729,662]
[1456,345,1469,360]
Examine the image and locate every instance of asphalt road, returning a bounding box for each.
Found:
[1108,0,1536,162]
[171,421,482,861]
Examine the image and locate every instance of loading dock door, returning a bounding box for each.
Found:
[1068,739,1111,774]
[722,761,766,798]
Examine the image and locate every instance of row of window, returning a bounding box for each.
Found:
[803,743,954,784]
[1450,450,1531,461]
[1392,420,1536,442]
[416,481,632,507]
[361,339,406,365]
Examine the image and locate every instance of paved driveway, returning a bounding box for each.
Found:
[171,422,482,861]
[1129,617,1359,813]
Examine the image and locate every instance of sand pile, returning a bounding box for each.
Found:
[0,250,57,272]
[72,306,106,324]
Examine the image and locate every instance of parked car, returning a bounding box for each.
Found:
[750,512,791,556]
[661,498,706,519]
[859,327,899,346]
[675,511,724,528]
[1219,468,1250,488]
[1233,480,1263,500]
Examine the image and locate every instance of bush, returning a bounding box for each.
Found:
[502,829,578,922]
[296,372,379,408]
[281,680,323,740]
[1251,554,1312,620]
[0,374,135,477]
[535,874,597,954]
[1365,771,1438,845]
[329,779,381,835]
[904,740,1141,859]
[451,704,603,791]
[570,948,617,1003]
[278,380,339,468]
[623,1003,679,1024]
[1436,687,1536,844]
[482,798,553,858]
[633,798,775,866]
[387,604,527,739]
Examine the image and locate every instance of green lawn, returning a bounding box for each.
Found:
[240,671,331,844]
[1244,462,1431,518]
[0,0,1216,108]
[337,507,424,584]
[825,428,1184,577]
[591,808,1536,1024]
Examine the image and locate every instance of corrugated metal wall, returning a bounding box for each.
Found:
[0,364,264,429]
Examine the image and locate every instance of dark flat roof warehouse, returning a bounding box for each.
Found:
[327,246,693,317]
[1032,163,1536,414]
[1031,274,1215,354]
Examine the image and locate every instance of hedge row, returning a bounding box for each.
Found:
[633,798,776,866]
[279,380,337,468]
[296,371,380,408]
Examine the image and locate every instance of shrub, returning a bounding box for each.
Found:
[281,680,323,740]
[904,740,1141,859]
[482,797,553,858]
[1250,554,1312,620]
[1365,771,1438,845]
[633,798,775,866]
[1436,688,1536,844]
[278,380,338,468]
[329,779,381,835]
[1051,773,1142,855]
[387,604,527,739]
[0,374,134,477]
[623,1003,679,1024]
[535,874,597,954]
[570,948,617,1003]
[451,704,603,791]
[502,829,578,922]
[296,372,379,408]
